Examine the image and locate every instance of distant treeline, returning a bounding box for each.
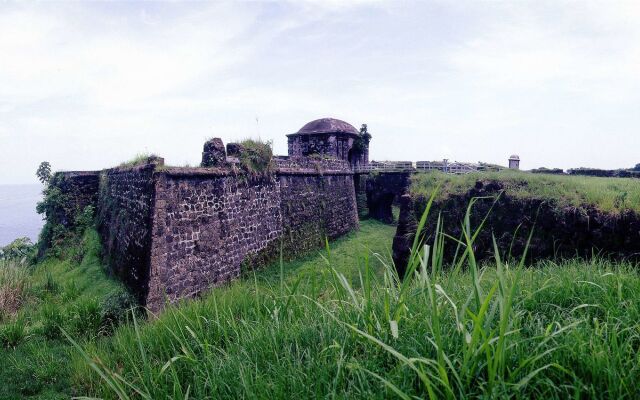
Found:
[567,168,640,178]
[530,164,640,178]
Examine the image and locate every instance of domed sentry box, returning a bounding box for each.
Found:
[287,118,370,169]
[509,154,520,170]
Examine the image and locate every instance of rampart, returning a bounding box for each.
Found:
[52,154,359,310]
[97,164,158,302]
[392,180,640,274]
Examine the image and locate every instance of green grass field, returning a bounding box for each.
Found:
[3,216,640,399]
[411,170,640,213]
[0,230,129,399]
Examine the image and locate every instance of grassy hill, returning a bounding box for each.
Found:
[411,170,640,213]
[0,230,130,399]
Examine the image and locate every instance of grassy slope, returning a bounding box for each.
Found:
[0,229,127,400]
[72,219,640,399]
[411,170,640,213]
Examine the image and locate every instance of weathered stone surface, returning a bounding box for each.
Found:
[48,171,100,229]
[96,164,157,303]
[54,137,362,312]
[366,172,411,223]
[146,173,283,309]
[392,181,640,273]
[201,138,227,167]
[226,143,245,158]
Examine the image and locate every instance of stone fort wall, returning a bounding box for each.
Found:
[146,169,283,308]
[96,165,157,302]
[53,158,359,311]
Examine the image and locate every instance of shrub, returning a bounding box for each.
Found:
[99,290,139,334]
[238,139,274,174]
[68,298,102,338]
[0,237,35,261]
[36,170,97,259]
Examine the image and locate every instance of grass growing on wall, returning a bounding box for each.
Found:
[238,138,274,174]
[0,229,132,399]
[411,170,640,213]
[118,153,160,168]
[70,212,640,399]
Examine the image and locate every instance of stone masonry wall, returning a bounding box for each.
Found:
[59,155,359,311]
[48,171,100,229]
[97,165,157,303]
[278,172,358,259]
[146,169,283,309]
[144,164,358,310]
[366,172,412,223]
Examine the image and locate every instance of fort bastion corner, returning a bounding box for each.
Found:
[49,118,368,311]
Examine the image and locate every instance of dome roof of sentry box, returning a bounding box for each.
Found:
[295,118,359,136]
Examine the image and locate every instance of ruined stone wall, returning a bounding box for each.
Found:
[49,171,100,229]
[58,153,359,310]
[392,180,640,273]
[146,169,283,309]
[97,165,157,302]
[366,172,412,223]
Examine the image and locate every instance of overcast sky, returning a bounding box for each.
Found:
[1,1,639,184]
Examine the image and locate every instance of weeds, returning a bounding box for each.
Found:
[238,138,274,175]
[0,317,28,348]
[0,228,131,399]
[118,153,161,168]
[0,258,30,319]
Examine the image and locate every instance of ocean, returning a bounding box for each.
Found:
[0,184,44,247]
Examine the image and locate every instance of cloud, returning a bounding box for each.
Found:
[1,1,639,183]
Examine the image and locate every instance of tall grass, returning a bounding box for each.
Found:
[0,257,30,323]
[0,228,132,398]
[71,195,640,399]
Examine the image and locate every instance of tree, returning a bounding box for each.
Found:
[359,124,372,141]
[353,124,372,154]
[36,161,51,185]
[633,163,640,172]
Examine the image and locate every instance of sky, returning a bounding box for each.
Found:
[1,1,639,184]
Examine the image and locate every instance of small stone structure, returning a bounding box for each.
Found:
[287,118,370,169]
[509,155,520,169]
